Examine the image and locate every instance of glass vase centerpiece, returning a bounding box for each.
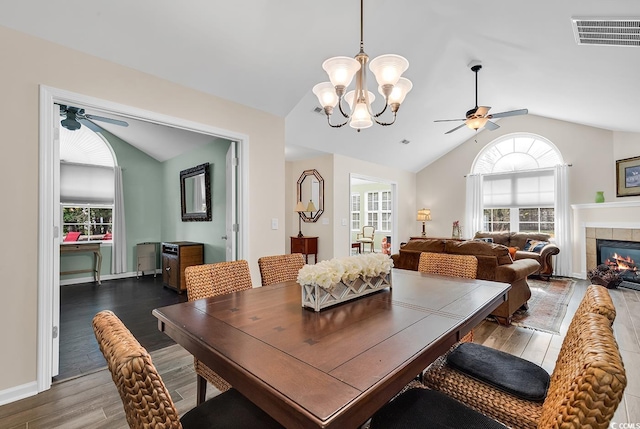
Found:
[298,253,393,312]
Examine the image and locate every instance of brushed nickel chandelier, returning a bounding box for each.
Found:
[312,0,412,131]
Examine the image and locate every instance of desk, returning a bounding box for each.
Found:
[60,242,102,284]
[153,269,510,428]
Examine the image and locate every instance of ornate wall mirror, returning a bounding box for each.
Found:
[180,162,211,221]
[297,169,324,222]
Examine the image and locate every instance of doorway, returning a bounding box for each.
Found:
[38,86,249,392]
[349,174,397,255]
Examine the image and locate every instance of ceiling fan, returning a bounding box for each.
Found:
[434,61,528,134]
[58,104,129,131]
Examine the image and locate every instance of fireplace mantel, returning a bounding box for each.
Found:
[572,201,640,210]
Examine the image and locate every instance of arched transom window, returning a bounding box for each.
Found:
[472,133,564,235]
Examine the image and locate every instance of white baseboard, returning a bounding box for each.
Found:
[60,269,161,286]
[0,381,37,406]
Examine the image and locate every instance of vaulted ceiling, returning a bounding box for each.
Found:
[2,1,639,172]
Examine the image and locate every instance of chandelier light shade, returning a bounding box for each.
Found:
[312,0,412,131]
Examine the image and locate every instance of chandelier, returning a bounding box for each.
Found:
[312,0,412,131]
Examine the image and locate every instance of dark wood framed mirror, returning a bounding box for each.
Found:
[180,162,211,221]
[297,169,324,222]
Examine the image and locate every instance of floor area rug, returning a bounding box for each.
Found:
[509,277,576,334]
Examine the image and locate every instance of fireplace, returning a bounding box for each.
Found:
[596,239,640,289]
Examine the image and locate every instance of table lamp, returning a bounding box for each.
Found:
[416,208,431,237]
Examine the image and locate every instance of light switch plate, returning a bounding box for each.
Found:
[341,218,347,226]
[322,218,329,225]
[271,218,278,230]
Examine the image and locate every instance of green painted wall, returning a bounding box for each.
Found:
[60,129,231,282]
[161,139,231,264]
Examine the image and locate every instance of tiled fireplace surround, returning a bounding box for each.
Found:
[573,200,640,278]
[585,227,640,272]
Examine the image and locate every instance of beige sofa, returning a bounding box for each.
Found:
[474,231,559,279]
[392,238,540,325]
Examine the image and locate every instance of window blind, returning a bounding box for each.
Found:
[60,163,115,204]
[483,169,554,208]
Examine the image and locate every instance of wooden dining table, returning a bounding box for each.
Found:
[153,268,510,428]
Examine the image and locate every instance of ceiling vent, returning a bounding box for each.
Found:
[571,17,640,47]
[312,106,324,115]
[399,139,410,145]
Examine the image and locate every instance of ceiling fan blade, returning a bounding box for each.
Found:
[484,120,500,131]
[488,108,528,119]
[84,114,129,127]
[434,118,466,123]
[445,123,467,134]
[475,106,491,117]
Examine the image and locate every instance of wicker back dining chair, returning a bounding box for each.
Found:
[370,312,626,429]
[418,252,478,342]
[185,260,253,405]
[258,253,305,286]
[418,252,478,279]
[92,310,283,429]
[422,284,621,429]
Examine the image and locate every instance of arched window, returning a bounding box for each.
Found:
[471,133,564,235]
[60,124,116,242]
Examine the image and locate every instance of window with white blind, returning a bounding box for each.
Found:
[482,163,555,235]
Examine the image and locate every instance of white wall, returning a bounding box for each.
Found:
[416,114,640,274]
[0,25,284,399]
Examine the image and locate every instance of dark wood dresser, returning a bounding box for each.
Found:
[161,241,204,293]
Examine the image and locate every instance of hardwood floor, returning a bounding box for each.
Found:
[1,278,638,428]
[55,275,187,382]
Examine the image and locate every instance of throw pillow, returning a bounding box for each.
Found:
[475,237,494,243]
[524,239,548,253]
[508,247,518,259]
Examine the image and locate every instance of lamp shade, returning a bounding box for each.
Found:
[369,54,409,87]
[322,56,361,88]
[306,200,317,212]
[384,77,413,105]
[313,82,339,108]
[344,90,376,109]
[466,116,488,131]
[295,201,306,212]
[416,208,431,221]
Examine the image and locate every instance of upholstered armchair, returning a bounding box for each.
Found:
[356,225,375,253]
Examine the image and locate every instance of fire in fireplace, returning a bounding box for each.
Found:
[596,239,640,289]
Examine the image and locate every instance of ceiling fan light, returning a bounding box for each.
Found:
[466,117,488,130]
[349,101,373,129]
[369,54,409,87]
[383,77,413,105]
[322,56,361,88]
[344,90,376,109]
[312,82,339,108]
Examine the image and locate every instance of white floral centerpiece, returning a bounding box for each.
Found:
[298,253,393,311]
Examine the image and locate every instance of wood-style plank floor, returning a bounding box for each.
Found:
[55,275,187,382]
[1,278,638,428]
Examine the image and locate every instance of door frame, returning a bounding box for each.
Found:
[37,85,250,392]
[349,173,398,254]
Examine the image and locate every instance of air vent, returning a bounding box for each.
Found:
[313,106,324,115]
[399,139,410,145]
[571,17,640,47]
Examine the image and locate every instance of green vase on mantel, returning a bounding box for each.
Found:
[595,191,605,203]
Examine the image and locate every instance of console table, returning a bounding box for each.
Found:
[291,236,318,264]
[60,242,102,284]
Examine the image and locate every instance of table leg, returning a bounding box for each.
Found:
[95,250,102,285]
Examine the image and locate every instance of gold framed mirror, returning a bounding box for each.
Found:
[297,169,324,222]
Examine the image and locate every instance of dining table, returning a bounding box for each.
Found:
[153,268,511,428]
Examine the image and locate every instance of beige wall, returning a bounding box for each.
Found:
[0,25,285,395]
[416,113,640,277]
[286,154,416,262]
